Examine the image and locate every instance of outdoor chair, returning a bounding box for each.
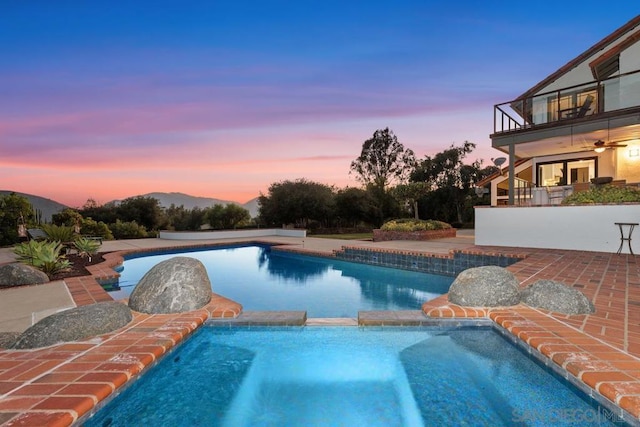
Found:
[545,186,566,204]
[572,182,590,193]
[561,95,594,119]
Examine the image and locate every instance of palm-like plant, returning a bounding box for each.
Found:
[42,224,75,243]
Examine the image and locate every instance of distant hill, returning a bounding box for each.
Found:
[0,190,68,222]
[242,197,260,219]
[112,192,260,218]
[1,190,260,221]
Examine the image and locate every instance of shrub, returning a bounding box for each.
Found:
[13,240,71,278]
[109,220,148,239]
[380,218,452,232]
[74,237,101,261]
[80,218,114,240]
[41,224,75,242]
[562,185,640,205]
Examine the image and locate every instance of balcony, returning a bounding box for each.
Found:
[493,70,640,135]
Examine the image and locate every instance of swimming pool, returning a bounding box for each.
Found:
[85,326,623,426]
[109,245,453,317]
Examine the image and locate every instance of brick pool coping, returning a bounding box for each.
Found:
[0,241,639,425]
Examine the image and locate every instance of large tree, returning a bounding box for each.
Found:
[390,182,431,219]
[258,179,335,228]
[334,187,380,228]
[207,204,250,230]
[350,128,416,192]
[115,196,166,231]
[411,141,498,224]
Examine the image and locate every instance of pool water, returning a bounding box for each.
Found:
[85,326,622,427]
[109,245,453,317]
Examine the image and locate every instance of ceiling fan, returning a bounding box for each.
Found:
[593,139,628,153]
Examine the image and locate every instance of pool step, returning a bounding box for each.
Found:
[358,310,432,326]
[305,317,358,326]
[207,310,307,326]
[221,351,424,427]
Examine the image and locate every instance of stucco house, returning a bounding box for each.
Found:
[476,16,640,252]
[486,15,640,207]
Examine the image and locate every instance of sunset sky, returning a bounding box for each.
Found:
[1,2,638,207]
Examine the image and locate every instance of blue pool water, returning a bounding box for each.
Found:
[109,245,453,317]
[85,326,623,427]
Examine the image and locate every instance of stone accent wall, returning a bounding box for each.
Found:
[373,228,456,242]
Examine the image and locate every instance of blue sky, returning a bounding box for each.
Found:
[1,2,638,206]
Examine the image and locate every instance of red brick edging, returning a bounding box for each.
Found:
[0,245,242,426]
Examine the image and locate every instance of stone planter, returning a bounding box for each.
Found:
[373,228,456,242]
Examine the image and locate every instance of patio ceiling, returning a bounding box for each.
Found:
[491,113,640,159]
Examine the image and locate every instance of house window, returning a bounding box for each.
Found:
[592,54,620,80]
[537,157,597,187]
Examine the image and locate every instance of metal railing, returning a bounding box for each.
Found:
[494,69,640,134]
[513,178,533,205]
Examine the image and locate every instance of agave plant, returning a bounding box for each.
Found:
[13,240,72,278]
[73,237,101,262]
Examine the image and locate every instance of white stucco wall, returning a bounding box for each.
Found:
[159,228,307,240]
[535,24,640,95]
[475,205,640,253]
[616,145,640,182]
[621,42,640,73]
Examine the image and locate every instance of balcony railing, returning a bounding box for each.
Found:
[494,69,640,134]
[496,177,532,205]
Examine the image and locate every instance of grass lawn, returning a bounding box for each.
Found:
[310,233,373,240]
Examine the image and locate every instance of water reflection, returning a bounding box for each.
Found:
[258,249,329,283]
[112,245,453,317]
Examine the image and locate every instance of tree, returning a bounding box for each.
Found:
[115,196,166,231]
[165,205,208,231]
[350,128,416,191]
[52,208,83,229]
[411,141,498,224]
[258,179,335,228]
[78,199,118,225]
[390,182,431,219]
[206,204,250,230]
[0,193,33,246]
[220,204,251,229]
[334,187,380,228]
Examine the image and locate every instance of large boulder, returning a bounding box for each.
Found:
[12,302,132,349]
[0,263,49,287]
[521,280,595,315]
[448,266,520,307]
[128,257,212,314]
[0,332,21,349]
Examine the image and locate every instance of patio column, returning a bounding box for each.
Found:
[508,144,515,205]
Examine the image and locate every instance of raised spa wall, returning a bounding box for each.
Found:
[331,247,522,277]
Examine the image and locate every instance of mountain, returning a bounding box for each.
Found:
[140,192,236,210]
[122,192,260,218]
[242,197,260,219]
[1,190,261,221]
[0,190,69,222]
